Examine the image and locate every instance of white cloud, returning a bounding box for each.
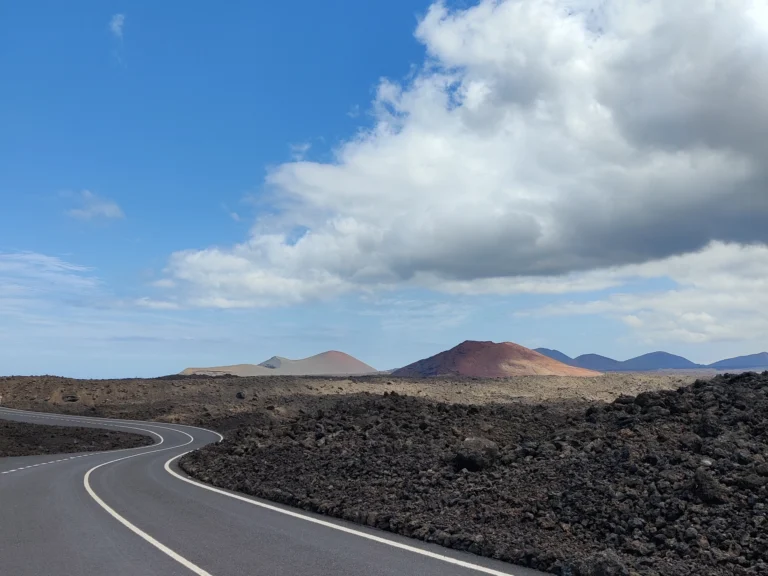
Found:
[622,315,643,328]
[289,142,312,161]
[67,190,124,220]
[156,0,768,310]
[0,251,251,378]
[135,297,180,310]
[110,14,125,39]
[0,252,98,314]
[526,242,768,345]
[425,271,623,295]
[358,297,474,331]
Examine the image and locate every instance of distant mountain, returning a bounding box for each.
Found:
[620,351,702,371]
[181,351,376,377]
[573,354,624,372]
[392,341,601,378]
[534,348,575,365]
[536,349,706,371]
[708,352,768,370]
[536,349,622,371]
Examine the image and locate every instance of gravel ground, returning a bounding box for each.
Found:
[181,372,768,576]
[0,372,696,427]
[0,420,153,458]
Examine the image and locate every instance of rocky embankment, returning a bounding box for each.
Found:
[0,420,153,458]
[181,372,768,575]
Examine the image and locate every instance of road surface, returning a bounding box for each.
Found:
[0,406,546,576]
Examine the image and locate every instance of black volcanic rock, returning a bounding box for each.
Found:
[182,371,768,576]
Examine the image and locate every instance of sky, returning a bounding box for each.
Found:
[2,0,768,378]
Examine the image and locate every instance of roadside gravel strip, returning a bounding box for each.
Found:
[181,372,768,576]
[0,406,545,576]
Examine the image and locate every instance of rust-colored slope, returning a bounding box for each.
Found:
[392,340,601,378]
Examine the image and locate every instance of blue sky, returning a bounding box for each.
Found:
[2,1,767,378]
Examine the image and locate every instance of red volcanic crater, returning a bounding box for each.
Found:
[392,340,602,378]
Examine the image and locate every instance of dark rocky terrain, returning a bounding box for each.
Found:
[181,372,768,575]
[0,420,153,458]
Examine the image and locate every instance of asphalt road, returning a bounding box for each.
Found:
[0,406,547,576]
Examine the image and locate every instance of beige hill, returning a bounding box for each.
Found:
[181,350,376,377]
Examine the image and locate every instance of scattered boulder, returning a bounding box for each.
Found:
[693,467,728,504]
[580,550,629,576]
[454,437,499,471]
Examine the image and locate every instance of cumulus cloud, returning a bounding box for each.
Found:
[67,190,124,220]
[110,14,125,39]
[158,0,768,309]
[525,242,768,345]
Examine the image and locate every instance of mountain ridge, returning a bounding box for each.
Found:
[708,352,768,369]
[181,350,376,377]
[535,348,768,371]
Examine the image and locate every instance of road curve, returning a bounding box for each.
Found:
[0,407,546,576]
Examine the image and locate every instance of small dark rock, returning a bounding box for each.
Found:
[580,549,629,576]
[693,467,728,504]
[453,437,499,472]
[697,414,722,438]
[737,474,766,490]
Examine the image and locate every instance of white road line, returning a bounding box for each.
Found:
[1,407,521,574]
[0,407,224,443]
[0,418,166,476]
[1,408,214,575]
[3,407,520,574]
[83,427,214,576]
[164,454,519,576]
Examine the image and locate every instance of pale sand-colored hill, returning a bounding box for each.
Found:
[392,340,601,378]
[181,350,376,377]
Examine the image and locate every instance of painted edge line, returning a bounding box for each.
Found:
[83,428,213,576]
[0,407,216,575]
[164,453,519,576]
[0,407,224,443]
[0,419,166,476]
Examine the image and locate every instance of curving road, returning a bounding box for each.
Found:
[0,407,546,576]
